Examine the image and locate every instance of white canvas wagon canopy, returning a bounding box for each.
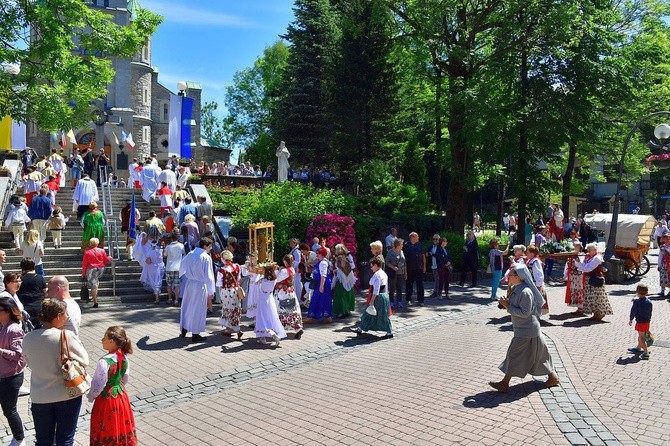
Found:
[583,213,654,248]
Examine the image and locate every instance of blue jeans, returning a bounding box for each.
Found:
[31,396,82,446]
[35,263,44,276]
[0,372,24,441]
[545,259,555,279]
[491,269,503,299]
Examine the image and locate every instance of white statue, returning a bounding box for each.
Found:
[276,141,290,183]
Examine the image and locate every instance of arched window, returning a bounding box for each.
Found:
[161,101,170,123]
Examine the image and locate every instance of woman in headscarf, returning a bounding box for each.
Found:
[489,262,560,393]
[574,243,612,321]
[332,244,356,318]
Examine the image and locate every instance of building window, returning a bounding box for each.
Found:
[161,101,169,123]
[142,87,149,105]
[142,40,150,63]
[142,126,150,144]
[28,121,37,137]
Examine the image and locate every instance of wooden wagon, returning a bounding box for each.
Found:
[583,213,654,279]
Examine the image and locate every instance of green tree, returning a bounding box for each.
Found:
[274,0,339,165]
[330,0,398,168]
[224,40,289,168]
[200,101,242,149]
[0,0,161,130]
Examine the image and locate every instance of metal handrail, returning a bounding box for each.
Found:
[98,165,119,296]
[1,160,23,219]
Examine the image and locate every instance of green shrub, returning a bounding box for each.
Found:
[351,214,386,263]
[209,182,351,249]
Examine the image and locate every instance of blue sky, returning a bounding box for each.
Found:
[141,0,295,110]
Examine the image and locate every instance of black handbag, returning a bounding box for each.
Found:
[80,277,90,301]
[588,276,605,287]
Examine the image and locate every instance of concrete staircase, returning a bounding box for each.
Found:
[1,185,164,302]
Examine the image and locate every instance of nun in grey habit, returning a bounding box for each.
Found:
[489,262,560,393]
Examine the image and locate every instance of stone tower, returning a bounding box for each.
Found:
[25,0,203,180]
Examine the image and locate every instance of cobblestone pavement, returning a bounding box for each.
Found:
[2,251,668,445]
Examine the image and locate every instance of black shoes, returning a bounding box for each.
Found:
[179,328,187,338]
[192,334,207,343]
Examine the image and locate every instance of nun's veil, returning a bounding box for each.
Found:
[511,262,545,312]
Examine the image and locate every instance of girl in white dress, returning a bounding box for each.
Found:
[249,265,288,347]
[143,240,165,303]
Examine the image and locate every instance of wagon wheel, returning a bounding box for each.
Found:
[622,258,640,280]
[637,255,650,277]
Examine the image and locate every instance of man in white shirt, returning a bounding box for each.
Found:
[47,276,81,336]
[72,174,99,220]
[164,232,185,306]
[158,167,177,192]
[141,160,162,202]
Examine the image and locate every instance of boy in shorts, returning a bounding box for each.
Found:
[628,284,653,360]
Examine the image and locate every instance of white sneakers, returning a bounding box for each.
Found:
[18,386,29,397]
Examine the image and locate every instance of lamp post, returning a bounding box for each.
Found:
[177,81,187,97]
[605,111,670,265]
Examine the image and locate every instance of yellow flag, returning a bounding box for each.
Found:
[66,129,77,145]
[0,116,11,151]
[113,132,120,146]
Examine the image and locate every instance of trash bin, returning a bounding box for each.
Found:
[604,258,624,284]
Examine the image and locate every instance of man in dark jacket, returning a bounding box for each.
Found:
[403,232,426,306]
[28,187,52,241]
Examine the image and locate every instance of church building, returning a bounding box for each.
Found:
[25,0,229,178]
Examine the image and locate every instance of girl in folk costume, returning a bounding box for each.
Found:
[304,248,333,324]
[248,265,287,347]
[274,254,304,339]
[525,245,549,315]
[658,233,670,296]
[503,245,526,282]
[88,326,137,446]
[217,250,244,339]
[353,257,393,338]
[574,243,613,321]
[563,234,585,315]
[332,244,356,318]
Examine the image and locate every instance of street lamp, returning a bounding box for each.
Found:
[605,111,670,267]
[176,81,187,96]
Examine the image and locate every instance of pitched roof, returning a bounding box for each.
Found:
[127,0,140,22]
[201,138,232,151]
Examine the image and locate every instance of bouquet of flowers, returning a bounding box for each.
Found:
[540,239,575,255]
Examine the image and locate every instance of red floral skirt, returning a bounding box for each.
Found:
[90,392,137,446]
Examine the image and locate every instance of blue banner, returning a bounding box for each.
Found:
[180,96,194,159]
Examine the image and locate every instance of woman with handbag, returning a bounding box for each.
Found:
[217,250,244,339]
[88,326,137,445]
[332,244,356,319]
[274,254,304,339]
[0,296,27,446]
[353,257,393,338]
[574,243,613,321]
[81,238,113,308]
[23,299,89,446]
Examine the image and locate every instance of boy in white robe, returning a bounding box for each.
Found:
[179,237,215,342]
[72,175,99,220]
[141,161,161,202]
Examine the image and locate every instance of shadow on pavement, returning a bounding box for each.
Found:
[615,355,642,365]
[135,335,191,351]
[486,315,512,325]
[562,318,610,328]
[334,333,389,348]
[608,290,636,297]
[549,312,584,321]
[462,382,540,408]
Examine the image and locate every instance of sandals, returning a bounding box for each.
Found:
[544,375,560,389]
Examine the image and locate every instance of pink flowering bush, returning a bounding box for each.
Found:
[645,153,670,169]
[306,214,357,257]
